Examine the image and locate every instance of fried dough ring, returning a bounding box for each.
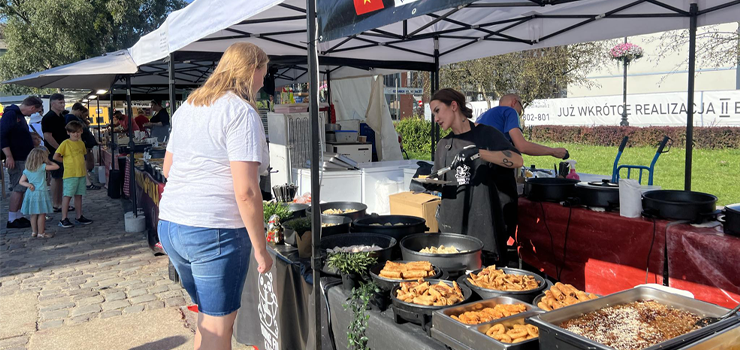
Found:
[486,324,506,336]
[492,334,512,343]
[507,328,528,339]
[526,325,539,337]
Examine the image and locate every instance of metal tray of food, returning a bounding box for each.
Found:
[677,322,740,349]
[432,308,543,350]
[526,287,740,350]
[433,296,540,338]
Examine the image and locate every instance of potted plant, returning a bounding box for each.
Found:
[263,201,292,224]
[327,252,377,291]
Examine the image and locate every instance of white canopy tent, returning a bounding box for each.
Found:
[131,0,740,69]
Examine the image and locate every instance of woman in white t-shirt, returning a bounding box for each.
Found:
[158,42,273,349]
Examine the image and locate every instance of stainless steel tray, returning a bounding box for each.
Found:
[432,297,541,350]
[677,322,740,349]
[527,287,739,350]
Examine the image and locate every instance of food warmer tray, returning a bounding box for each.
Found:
[526,286,740,350]
[432,297,541,350]
[677,322,740,349]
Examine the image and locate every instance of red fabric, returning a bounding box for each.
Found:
[354,0,384,15]
[134,115,149,131]
[517,198,740,308]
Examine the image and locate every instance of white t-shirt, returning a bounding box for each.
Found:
[159,92,269,229]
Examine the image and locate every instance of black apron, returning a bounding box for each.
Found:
[433,122,517,260]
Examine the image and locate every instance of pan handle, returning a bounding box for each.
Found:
[618,136,629,152]
[717,214,725,223]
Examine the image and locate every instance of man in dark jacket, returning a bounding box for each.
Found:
[42,93,68,211]
[1,96,43,228]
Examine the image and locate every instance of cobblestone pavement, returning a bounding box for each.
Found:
[0,188,197,349]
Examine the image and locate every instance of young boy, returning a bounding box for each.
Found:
[53,121,93,227]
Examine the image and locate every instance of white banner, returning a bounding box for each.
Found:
[467,90,740,127]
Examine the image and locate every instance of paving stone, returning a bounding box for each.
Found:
[39,302,75,312]
[127,282,155,290]
[98,278,122,288]
[40,309,69,321]
[72,291,100,301]
[38,319,65,329]
[130,294,157,304]
[67,287,95,296]
[123,304,145,314]
[101,300,130,311]
[1,279,20,287]
[100,310,122,319]
[38,292,69,302]
[148,285,169,294]
[157,290,183,300]
[164,297,186,308]
[54,270,83,279]
[144,300,165,311]
[70,304,101,317]
[0,335,28,348]
[127,288,148,298]
[104,291,126,301]
[66,314,94,325]
[76,295,105,306]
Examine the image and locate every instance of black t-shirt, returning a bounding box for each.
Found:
[41,110,69,154]
[432,121,519,257]
[150,109,170,126]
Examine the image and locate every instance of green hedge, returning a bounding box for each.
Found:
[524,125,740,150]
[394,116,450,156]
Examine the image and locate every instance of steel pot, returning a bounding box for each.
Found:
[286,203,309,221]
[719,204,740,237]
[308,201,368,221]
[400,233,483,274]
[574,180,620,209]
[642,190,717,222]
[525,178,579,202]
[459,267,547,303]
[352,215,428,242]
[369,261,446,291]
[319,232,397,275]
[283,215,351,246]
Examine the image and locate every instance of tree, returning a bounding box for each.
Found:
[437,41,615,107]
[0,0,187,94]
[645,23,739,76]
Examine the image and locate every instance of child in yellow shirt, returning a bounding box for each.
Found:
[53,121,93,228]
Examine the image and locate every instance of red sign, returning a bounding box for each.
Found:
[354,0,384,15]
[418,100,423,107]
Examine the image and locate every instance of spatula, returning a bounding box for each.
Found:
[694,303,740,327]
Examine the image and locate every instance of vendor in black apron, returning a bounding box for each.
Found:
[429,89,523,266]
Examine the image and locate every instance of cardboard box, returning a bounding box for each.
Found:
[389,191,441,232]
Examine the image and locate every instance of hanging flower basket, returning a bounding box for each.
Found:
[610,43,644,65]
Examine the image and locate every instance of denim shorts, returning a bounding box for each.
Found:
[158,220,252,316]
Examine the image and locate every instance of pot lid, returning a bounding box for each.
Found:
[727,204,740,212]
[587,179,619,187]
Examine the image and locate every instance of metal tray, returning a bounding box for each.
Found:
[432,303,543,350]
[677,322,740,349]
[432,297,540,343]
[527,287,739,350]
[412,177,455,186]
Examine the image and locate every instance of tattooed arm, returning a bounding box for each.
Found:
[479,149,523,168]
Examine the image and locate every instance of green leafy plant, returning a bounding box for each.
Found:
[283,217,312,234]
[343,281,379,350]
[326,252,377,277]
[263,201,292,223]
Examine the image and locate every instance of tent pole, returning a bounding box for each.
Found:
[169,53,178,115]
[126,75,137,217]
[433,37,441,155]
[96,97,102,166]
[326,70,332,107]
[430,70,435,161]
[306,0,322,349]
[110,84,116,170]
[685,3,698,191]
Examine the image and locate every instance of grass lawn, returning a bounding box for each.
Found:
[406,142,739,206]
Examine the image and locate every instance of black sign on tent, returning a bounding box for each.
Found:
[318,0,478,42]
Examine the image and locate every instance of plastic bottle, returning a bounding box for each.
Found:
[565,160,580,180]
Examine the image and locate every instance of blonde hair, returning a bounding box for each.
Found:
[187,42,269,109]
[26,148,49,172]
